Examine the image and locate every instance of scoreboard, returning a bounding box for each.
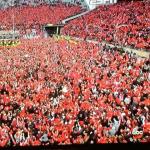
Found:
[85,0,117,9]
[89,0,117,4]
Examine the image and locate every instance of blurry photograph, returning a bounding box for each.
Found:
[0,0,149,148]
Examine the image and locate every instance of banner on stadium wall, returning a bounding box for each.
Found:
[0,30,20,40]
[0,40,20,47]
[53,35,77,44]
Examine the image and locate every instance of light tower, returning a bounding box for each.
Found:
[12,0,15,40]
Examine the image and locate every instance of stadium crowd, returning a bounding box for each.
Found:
[0,37,149,147]
[0,0,82,9]
[0,3,83,36]
[62,1,150,50]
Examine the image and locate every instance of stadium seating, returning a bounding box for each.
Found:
[62,1,150,50]
[0,3,83,37]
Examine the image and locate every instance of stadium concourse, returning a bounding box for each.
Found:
[0,0,150,147]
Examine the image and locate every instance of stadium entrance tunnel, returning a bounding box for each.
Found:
[43,24,64,37]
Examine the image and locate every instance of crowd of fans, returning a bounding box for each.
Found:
[0,37,149,147]
[62,1,150,50]
[0,3,83,37]
[0,0,82,9]
[0,0,149,147]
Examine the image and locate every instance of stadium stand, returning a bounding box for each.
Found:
[0,3,83,37]
[62,1,150,51]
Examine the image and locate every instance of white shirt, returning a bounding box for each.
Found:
[62,86,68,93]
[124,97,131,104]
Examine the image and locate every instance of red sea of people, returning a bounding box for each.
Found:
[0,3,83,36]
[0,37,149,146]
[62,1,150,51]
[0,1,150,147]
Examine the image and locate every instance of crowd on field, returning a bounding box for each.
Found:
[0,37,149,146]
